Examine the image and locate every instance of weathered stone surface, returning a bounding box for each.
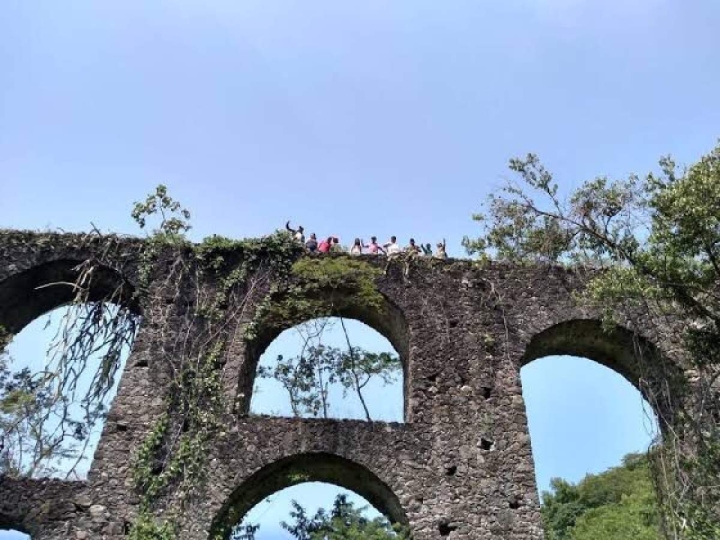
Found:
[0,476,88,536]
[0,230,695,539]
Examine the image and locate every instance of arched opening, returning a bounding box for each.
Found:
[0,259,138,335]
[0,260,140,478]
[520,320,670,538]
[244,283,408,368]
[250,317,404,422]
[210,453,408,540]
[241,282,409,421]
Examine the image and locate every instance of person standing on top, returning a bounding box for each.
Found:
[285,221,305,244]
[421,242,432,256]
[406,238,422,257]
[384,236,402,257]
[318,236,333,253]
[367,236,385,255]
[350,238,368,255]
[433,239,448,259]
[305,233,318,253]
[330,236,343,252]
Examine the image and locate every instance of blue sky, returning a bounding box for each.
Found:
[1,0,718,537]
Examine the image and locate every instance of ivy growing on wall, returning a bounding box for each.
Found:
[29,186,395,538]
[245,256,385,342]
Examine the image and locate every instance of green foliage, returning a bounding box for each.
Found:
[247,257,384,340]
[0,325,10,350]
[229,523,259,540]
[132,413,170,500]
[462,153,643,264]
[194,232,302,321]
[131,341,226,508]
[132,184,192,240]
[127,512,176,540]
[129,189,305,533]
[257,341,401,420]
[290,258,384,311]
[541,454,662,540]
[0,308,130,477]
[0,353,77,477]
[195,232,302,277]
[3,184,394,536]
[466,142,720,537]
[269,494,407,540]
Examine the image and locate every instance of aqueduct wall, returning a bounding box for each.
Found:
[0,230,688,539]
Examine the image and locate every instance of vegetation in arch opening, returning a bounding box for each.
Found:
[250,316,404,423]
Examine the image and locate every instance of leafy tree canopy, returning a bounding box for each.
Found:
[233,494,407,540]
[541,453,662,540]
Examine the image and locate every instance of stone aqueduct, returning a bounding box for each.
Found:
[0,230,684,539]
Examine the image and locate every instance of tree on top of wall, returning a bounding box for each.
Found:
[463,141,720,539]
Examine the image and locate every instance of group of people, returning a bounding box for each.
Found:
[285,222,447,259]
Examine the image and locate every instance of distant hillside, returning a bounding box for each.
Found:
[541,453,662,540]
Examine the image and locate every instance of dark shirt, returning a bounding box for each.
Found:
[306,239,318,252]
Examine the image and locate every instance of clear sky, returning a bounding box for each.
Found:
[1,0,718,537]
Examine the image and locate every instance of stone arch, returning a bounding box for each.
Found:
[0,258,139,336]
[0,477,85,538]
[521,318,683,428]
[239,290,410,418]
[209,452,409,540]
[0,259,142,479]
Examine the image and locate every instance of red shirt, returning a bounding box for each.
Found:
[318,240,331,253]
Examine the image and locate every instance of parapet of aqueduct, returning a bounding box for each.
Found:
[0,229,689,539]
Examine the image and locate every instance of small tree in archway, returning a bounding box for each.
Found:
[253,317,402,422]
[257,337,400,421]
[231,493,408,540]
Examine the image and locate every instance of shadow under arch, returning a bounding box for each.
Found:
[240,289,410,418]
[521,318,684,426]
[0,258,139,335]
[209,452,409,540]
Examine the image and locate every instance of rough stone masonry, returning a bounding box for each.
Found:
[0,230,691,539]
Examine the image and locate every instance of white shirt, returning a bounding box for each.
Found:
[385,242,401,255]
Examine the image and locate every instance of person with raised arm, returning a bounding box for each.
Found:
[285,220,305,244]
[433,238,448,259]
